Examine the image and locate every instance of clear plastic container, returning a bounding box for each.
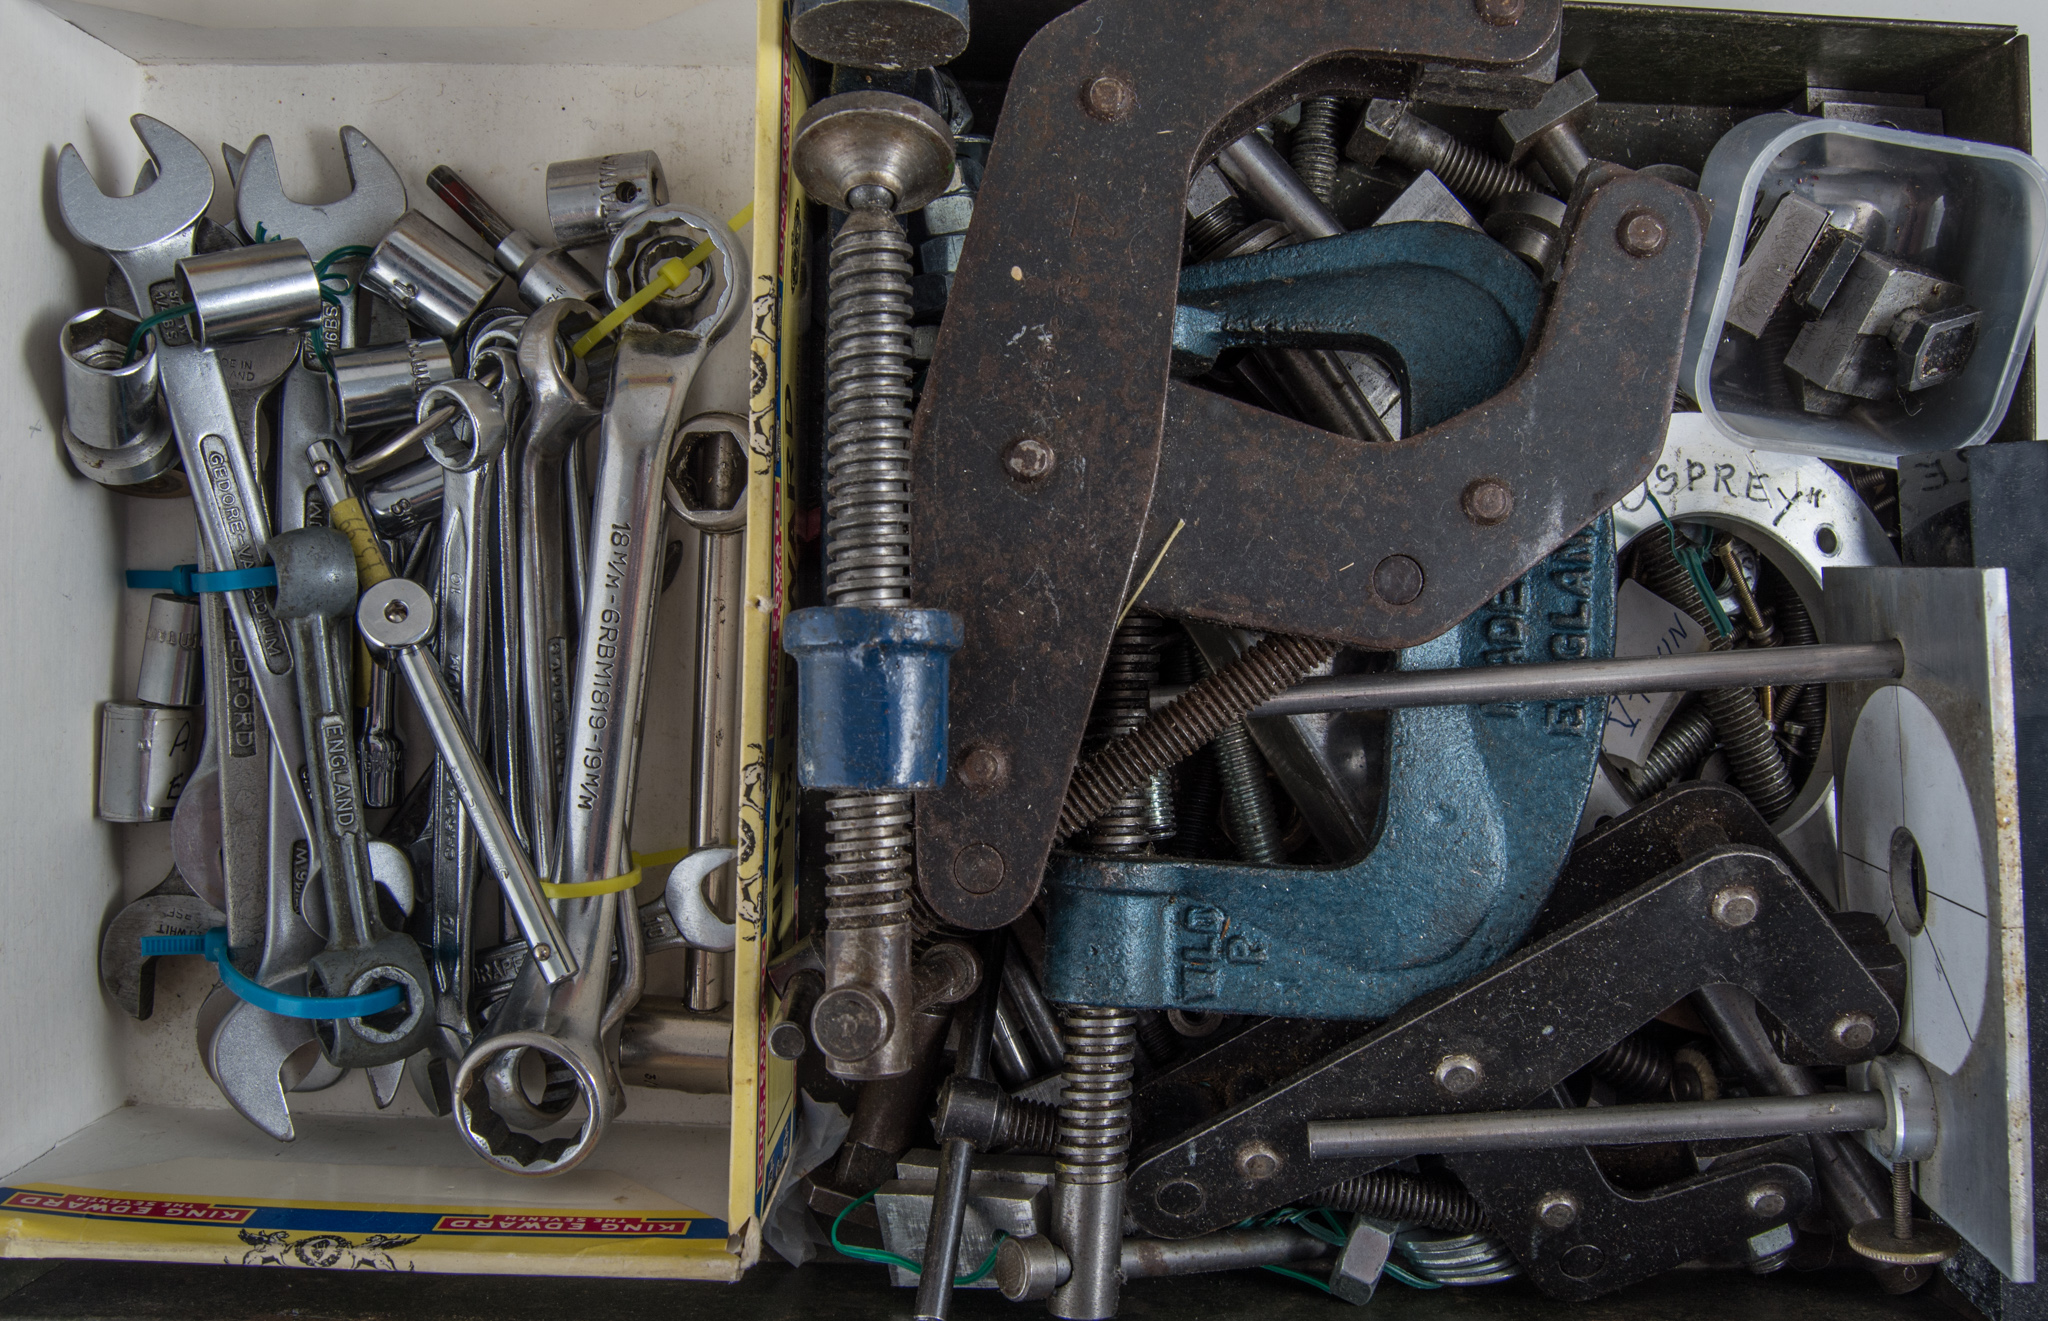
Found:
[1680,112,2048,466]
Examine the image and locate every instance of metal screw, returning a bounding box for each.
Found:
[1747,1184,1788,1219]
[1832,1012,1876,1053]
[1538,1193,1579,1228]
[1373,554,1425,605]
[1435,1052,1484,1095]
[1710,884,1760,929]
[1462,478,1514,526]
[1004,436,1057,481]
[1618,210,1669,258]
[1083,75,1136,123]
[1236,1144,1281,1180]
[1475,0,1524,24]
[957,744,1010,791]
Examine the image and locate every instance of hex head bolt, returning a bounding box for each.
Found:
[787,91,958,1083]
[269,527,436,1069]
[1495,70,1601,196]
[1346,98,1540,207]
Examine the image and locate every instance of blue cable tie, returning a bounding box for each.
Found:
[125,564,278,596]
[140,928,403,1020]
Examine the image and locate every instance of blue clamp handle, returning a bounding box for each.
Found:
[140,929,403,1020]
[126,564,278,595]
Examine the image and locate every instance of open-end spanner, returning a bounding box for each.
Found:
[57,117,315,840]
[100,869,222,1020]
[270,527,435,1068]
[451,206,741,1175]
[512,300,601,872]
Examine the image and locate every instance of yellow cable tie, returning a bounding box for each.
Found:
[571,203,755,359]
[1117,518,1187,625]
[538,846,698,900]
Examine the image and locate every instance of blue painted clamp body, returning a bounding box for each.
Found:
[1044,520,1615,1021]
[784,605,965,792]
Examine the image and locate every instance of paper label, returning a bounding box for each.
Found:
[1603,579,1710,767]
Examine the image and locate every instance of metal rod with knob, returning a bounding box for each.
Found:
[1306,1092,1891,1162]
[914,930,1006,1321]
[355,576,575,987]
[1152,640,1904,717]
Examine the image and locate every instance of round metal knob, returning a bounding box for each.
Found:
[792,91,956,214]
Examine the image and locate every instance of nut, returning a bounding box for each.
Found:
[1747,1184,1788,1219]
[1004,436,1056,482]
[1710,884,1760,929]
[1461,478,1514,525]
[1434,1052,1484,1095]
[1617,210,1669,258]
[1538,1193,1579,1228]
[1083,75,1136,123]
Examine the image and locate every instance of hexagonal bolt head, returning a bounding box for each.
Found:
[1345,99,1410,169]
[1185,162,1236,225]
[1890,304,1982,392]
[1710,884,1760,929]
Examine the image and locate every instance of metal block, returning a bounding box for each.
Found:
[1372,172,1480,229]
[1784,250,1963,399]
[1724,192,1829,336]
[873,1167,1052,1289]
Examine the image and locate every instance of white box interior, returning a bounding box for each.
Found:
[0,0,758,1227]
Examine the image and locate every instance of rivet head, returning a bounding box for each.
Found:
[1475,0,1524,25]
[1461,478,1514,526]
[956,745,1009,791]
[952,842,1007,895]
[1435,1052,1483,1095]
[1373,554,1425,606]
[1618,210,1669,258]
[1710,884,1760,929]
[1083,75,1136,123]
[1747,1184,1788,1219]
[533,944,552,962]
[1236,1144,1281,1180]
[1832,1012,1876,1053]
[1003,436,1056,482]
[1539,1193,1579,1228]
[1155,1180,1206,1217]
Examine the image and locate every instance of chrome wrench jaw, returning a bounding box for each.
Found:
[56,114,213,312]
[454,215,736,1173]
[234,127,407,353]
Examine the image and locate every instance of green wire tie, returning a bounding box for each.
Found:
[123,303,195,366]
[1645,490,1732,640]
[829,1188,1003,1285]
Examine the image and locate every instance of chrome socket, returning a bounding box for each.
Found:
[136,594,202,708]
[98,701,199,823]
[330,338,456,431]
[546,151,666,246]
[175,238,325,343]
[59,307,176,490]
[364,210,504,339]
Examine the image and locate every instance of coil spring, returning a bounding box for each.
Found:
[1588,1029,1673,1099]
[1625,702,1718,800]
[822,791,913,931]
[822,207,915,608]
[1060,632,1337,839]
[1084,614,1170,855]
[1635,534,1796,819]
[1290,97,1343,204]
[1395,1230,1522,1285]
[1316,1171,1490,1233]
[1770,572,1827,770]
[1054,1005,1138,1184]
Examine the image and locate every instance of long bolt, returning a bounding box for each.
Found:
[1349,99,1539,207]
[1624,702,1718,800]
[815,186,925,1080]
[1289,97,1344,205]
